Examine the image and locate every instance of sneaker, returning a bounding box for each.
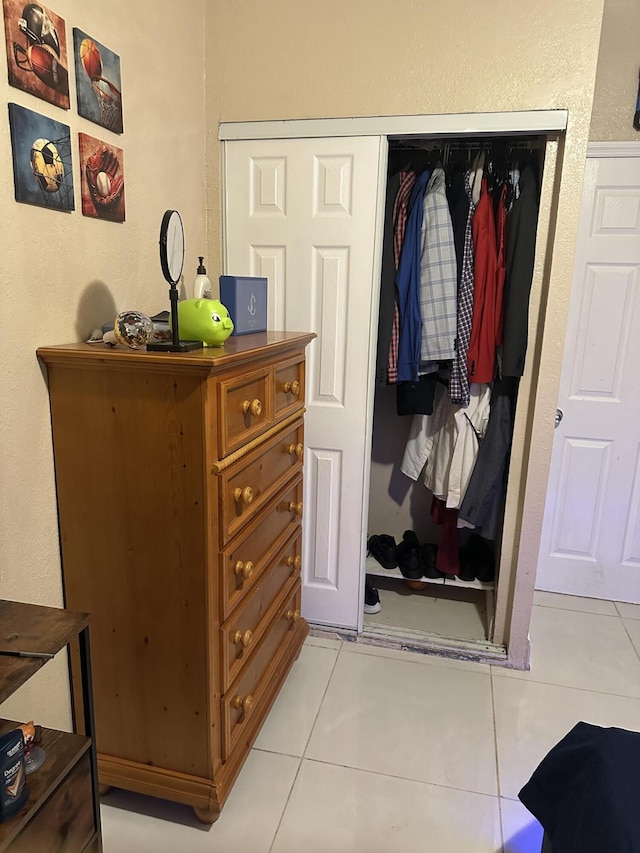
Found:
[396,530,423,579]
[364,580,381,614]
[367,534,398,569]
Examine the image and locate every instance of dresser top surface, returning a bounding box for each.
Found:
[37,331,315,373]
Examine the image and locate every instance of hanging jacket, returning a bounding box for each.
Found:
[502,163,539,376]
[387,171,417,384]
[395,168,431,383]
[467,177,499,384]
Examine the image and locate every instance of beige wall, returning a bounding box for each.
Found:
[205,0,605,662]
[590,0,640,140]
[0,0,206,727]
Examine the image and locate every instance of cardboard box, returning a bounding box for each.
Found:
[219,275,268,336]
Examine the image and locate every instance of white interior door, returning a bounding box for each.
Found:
[536,151,640,602]
[224,137,385,628]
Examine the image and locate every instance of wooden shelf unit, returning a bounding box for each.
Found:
[0,600,101,852]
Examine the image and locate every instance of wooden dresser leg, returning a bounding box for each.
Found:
[193,805,220,824]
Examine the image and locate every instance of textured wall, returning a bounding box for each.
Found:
[0,0,206,728]
[590,0,640,141]
[205,0,605,659]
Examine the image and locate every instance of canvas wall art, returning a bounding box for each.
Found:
[8,102,74,211]
[79,132,125,222]
[2,0,70,108]
[73,28,123,134]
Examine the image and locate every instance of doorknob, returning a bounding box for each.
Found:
[555,408,564,428]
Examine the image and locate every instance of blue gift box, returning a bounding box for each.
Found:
[219,275,268,336]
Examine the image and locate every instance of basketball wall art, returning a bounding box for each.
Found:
[8,102,74,211]
[2,1,70,108]
[79,132,125,222]
[73,28,122,134]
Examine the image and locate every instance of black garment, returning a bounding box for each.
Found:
[502,163,539,377]
[519,722,640,853]
[446,167,469,287]
[457,376,519,539]
[375,172,401,386]
[396,373,438,416]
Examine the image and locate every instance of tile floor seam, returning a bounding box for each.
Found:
[490,670,640,701]
[300,754,499,800]
[497,793,505,853]
[266,755,304,853]
[490,667,502,800]
[340,641,492,673]
[533,603,617,616]
[621,619,640,664]
[299,640,343,761]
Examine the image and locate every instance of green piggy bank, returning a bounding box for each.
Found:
[176,298,234,347]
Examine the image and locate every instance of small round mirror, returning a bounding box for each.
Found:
[159,209,184,285]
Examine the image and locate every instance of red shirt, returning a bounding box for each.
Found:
[467,178,498,384]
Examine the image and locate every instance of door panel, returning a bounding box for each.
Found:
[224,137,384,628]
[537,155,640,602]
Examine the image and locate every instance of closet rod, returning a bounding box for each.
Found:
[388,138,541,152]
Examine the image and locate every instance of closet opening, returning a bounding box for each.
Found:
[363,132,549,659]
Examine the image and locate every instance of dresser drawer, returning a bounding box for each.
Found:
[221,547,300,691]
[222,583,302,760]
[221,479,303,619]
[220,420,303,544]
[216,366,274,458]
[274,356,305,421]
[12,753,94,853]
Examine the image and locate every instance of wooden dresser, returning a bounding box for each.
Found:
[0,600,101,852]
[38,331,314,822]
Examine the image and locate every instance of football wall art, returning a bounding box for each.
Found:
[2,1,70,108]
[73,27,123,134]
[8,102,74,211]
[79,132,125,222]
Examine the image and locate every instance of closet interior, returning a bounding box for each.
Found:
[364,132,547,651]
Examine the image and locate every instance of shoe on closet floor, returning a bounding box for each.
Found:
[396,530,423,579]
[367,534,398,569]
[364,580,381,614]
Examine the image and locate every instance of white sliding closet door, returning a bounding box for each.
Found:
[536,152,640,602]
[224,137,385,629]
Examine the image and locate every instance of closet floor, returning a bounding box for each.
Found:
[365,574,488,641]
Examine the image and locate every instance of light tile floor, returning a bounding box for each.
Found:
[101,593,640,852]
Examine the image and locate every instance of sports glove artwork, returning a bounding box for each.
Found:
[79,132,125,222]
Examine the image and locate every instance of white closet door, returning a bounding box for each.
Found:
[536,153,640,602]
[224,137,384,628]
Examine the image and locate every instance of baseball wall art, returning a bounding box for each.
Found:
[79,132,125,221]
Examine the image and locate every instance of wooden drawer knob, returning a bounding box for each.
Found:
[231,694,254,715]
[233,629,254,649]
[286,608,301,624]
[288,501,303,516]
[241,398,262,417]
[283,380,300,396]
[285,555,302,571]
[234,486,254,505]
[287,443,304,460]
[234,560,254,580]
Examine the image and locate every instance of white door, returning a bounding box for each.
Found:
[224,137,385,628]
[536,152,640,602]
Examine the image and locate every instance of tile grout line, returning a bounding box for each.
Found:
[267,639,344,853]
[490,670,640,701]
[621,619,640,665]
[490,666,506,853]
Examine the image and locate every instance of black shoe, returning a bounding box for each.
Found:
[367,534,398,569]
[396,530,423,579]
[420,542,446,579]
[457,546,476,582]
[469,534,495,583]
[364,580,381,614]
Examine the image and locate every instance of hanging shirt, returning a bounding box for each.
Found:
[423,382,491,509]
[395,169,431,384]
[449,171,476,406]
[387,171,417,384]
[467,177,499,384]
[419,168,458,366]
